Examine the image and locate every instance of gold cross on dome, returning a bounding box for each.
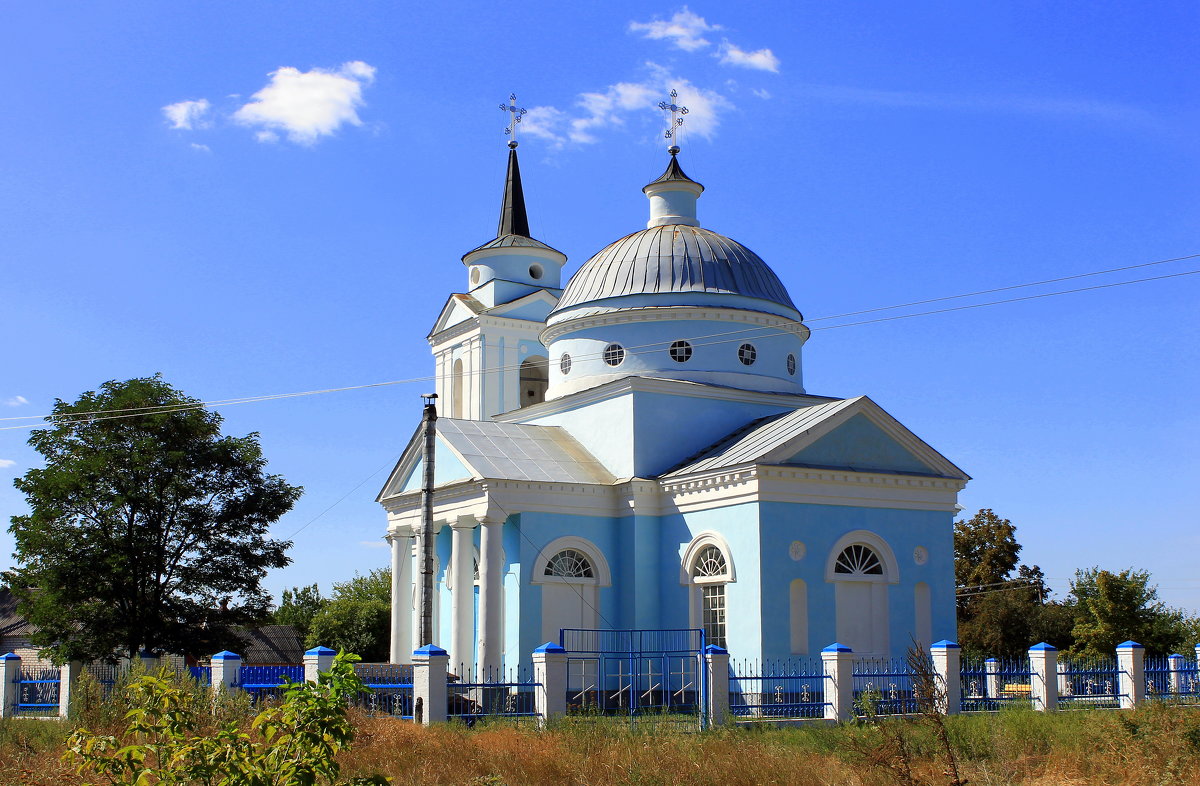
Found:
[499,93,527,147]
[657,89,689,152]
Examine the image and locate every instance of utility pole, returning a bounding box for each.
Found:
[418,393,438,648]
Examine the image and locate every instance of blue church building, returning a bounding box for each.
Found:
[378,140,969,672]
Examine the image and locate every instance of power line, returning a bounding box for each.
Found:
[3,257,1197,431]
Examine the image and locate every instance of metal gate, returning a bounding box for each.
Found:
[559,628,706,729]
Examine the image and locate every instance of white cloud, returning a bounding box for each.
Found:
[233,61,376,145]
[629,7,720,52]
[190,143,211,153]
[162,99,212,130]
[752,88,772,100]
[517,65,732,149]
[719,43,780,73]
[0,459,15,469]
[4,395,28,407]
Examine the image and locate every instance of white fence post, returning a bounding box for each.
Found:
[930,640,960,714]
[58,661,82,718]
[822,643,855,722]
[532,642,567,727]
[704,644,730,727]
[1116,640,1145,709]
[304,646,336,683]
[984,657,1000,699]
[1029,643,1058,712]
[0,653,20,718]
[210,650,241,697]
[1167,653,1184,696]
[412,644,448,725]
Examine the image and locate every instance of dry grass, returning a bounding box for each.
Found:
[5,703,1200,785]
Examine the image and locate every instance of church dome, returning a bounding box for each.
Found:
[551,224,798,318]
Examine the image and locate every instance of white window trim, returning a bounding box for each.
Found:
[824,529,900,584]
[679,531,736,586]
[531,536,612,587]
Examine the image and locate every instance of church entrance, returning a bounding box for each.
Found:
[829,540,892,658]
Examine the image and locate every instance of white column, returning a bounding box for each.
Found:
[1168,653,1185,696]
[388,529,414,664]
[1029,643,1058,712]
[704,645,731,728]
[58,661,82,718]
[477,516,505,679]
[304,646,336,683]
[0,653,21,718]
[1116,640,1145,709]
[821,643,855,722]
[413,644,449,725]
[930,640,960,714]
[450,516,477,675]
[532,642,568,727]
[984,658,1000,699]
[211,651,241,698]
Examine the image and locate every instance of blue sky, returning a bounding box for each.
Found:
[2,2,1198,613]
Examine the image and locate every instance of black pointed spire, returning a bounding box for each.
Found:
[498,143,530,238]
[643,150,705,193]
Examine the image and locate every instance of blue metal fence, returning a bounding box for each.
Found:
[237,665,304,704]
[188,665,212,687]
[1145,656,1200,704]
[447,664,540,725]
[853,658,918,716]
[12,667,60,716]
[353,663,414,719]
[1057,658,1120,709]
[729,658,828,720]
[960,658,1032,712]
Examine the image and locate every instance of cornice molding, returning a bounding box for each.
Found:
[540,305,809,345]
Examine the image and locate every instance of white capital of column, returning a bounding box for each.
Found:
[477,516,505,679]
[449,517,477,675]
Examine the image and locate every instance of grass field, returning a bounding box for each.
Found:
[5,703,1200,784]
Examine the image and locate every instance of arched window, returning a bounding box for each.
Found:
[519,356,548,406]
[544,549,594,579]
[451,359,464,418]
[685,541,733,649]
[834,544,884,576]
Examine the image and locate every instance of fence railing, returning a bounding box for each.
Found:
[447,664,540,725]
[960,658,1032,712]
[1144,656,1200,704]
[1057,657,1120,710]
[853,657,919,716]
[236,665,305,705]
[352,663,413,719]
[729,658,827,720]
[12,667,60,717]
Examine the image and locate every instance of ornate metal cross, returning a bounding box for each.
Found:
[657,89,689,150]
[499,93,527,146]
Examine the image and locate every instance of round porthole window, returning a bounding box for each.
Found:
[669,340,692,363]
[603,343,625,367]
[560,353,572,375]
[529,263,543,280]
[737,343,757,366]
[786,353,796,375]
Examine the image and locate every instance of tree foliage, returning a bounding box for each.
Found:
[306,568,390,662]
[273,584,325,640]
[65,651,389,785]
[7,376,301,663]
[1069,567,1188,657]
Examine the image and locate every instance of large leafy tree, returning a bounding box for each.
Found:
[7,376,300,663]
[272,583,326,639]
[1069,567,1189,657]
[306,568,390,662]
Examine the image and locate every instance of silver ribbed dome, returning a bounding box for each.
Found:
[552,224,798,316]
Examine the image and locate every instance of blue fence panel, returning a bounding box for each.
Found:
[1057,658,1120,710]
[853,658,918,716]
[237,665,304,705]
[560,628,704,655]
[960,658,1033,712]
[13,667,60,716]
[1145,656,1200,704]
[353,663,414,719]
[447,663,540,725]
[730,658,828,720]
[564,651,704,726]
[188,666,212,687]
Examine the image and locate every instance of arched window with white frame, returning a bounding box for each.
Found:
[532,537,610,647]
[825,531,899,658]
[682,535,735,650]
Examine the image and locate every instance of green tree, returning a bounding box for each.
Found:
[7,376,301,663]
[953,509,1021,593]
[306,568,391,661]
[273,583,326,639]
[1069,567,1187,657]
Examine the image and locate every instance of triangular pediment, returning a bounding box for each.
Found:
[485,289,559,321]
[428,293,486,338]
[377,425,475,502]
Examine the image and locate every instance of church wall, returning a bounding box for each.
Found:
[523,394,636,478]
[757,502,956,660]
